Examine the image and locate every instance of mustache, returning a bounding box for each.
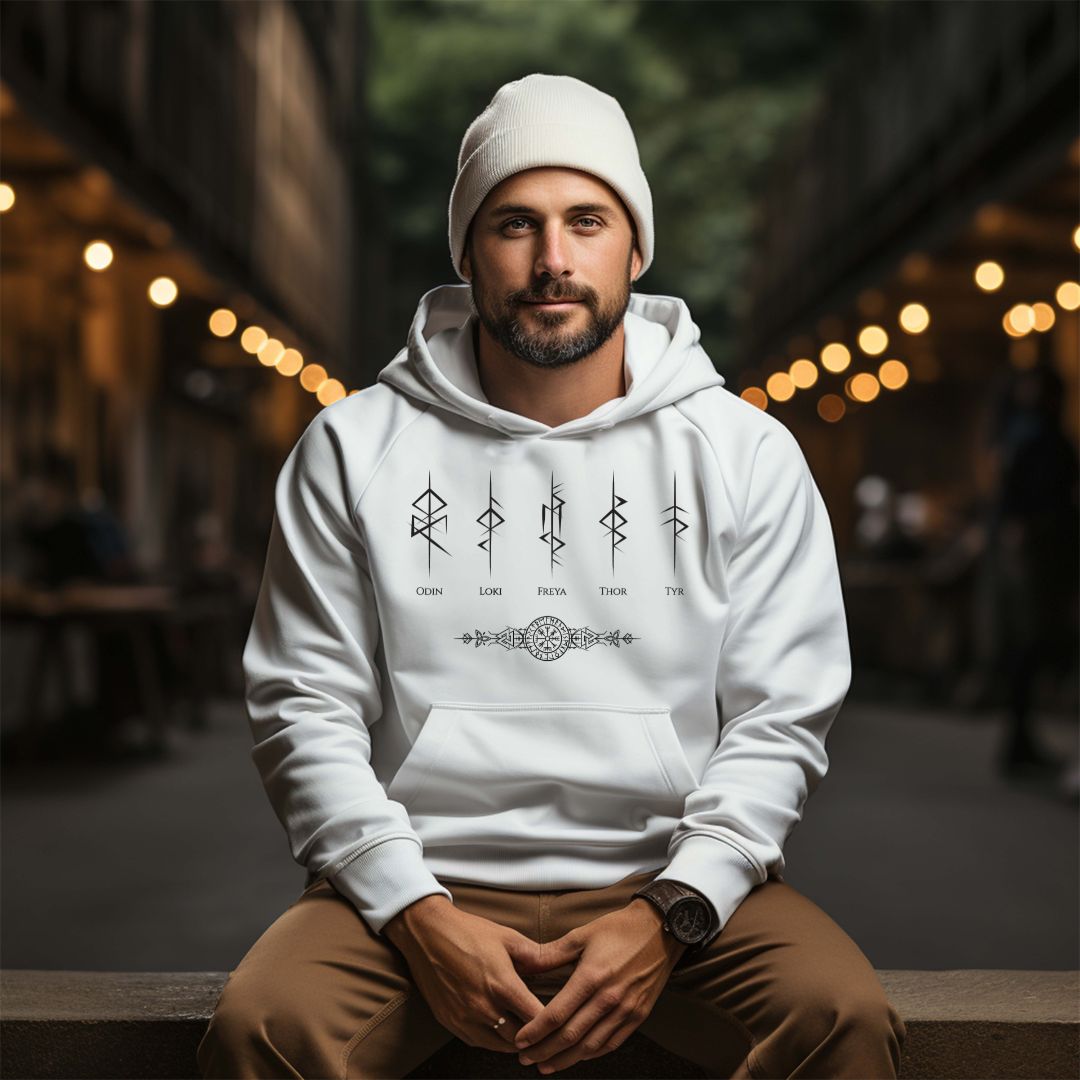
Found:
[518,291,589,303]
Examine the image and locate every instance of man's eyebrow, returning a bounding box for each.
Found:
[485,202,618,218]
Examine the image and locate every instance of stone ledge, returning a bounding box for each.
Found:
[1,969,1077,1079]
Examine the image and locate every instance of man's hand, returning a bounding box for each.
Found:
[382,895,557,1054]
[511,898,688,1074]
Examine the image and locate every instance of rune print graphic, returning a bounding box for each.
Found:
[476,471,505,574]
[599,472,628,572]
[411,470,450,574]
[456,614,639,661]
[661,472,689,572]
[540,471,566,573]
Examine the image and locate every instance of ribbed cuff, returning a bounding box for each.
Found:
[655,834,763,935]
[328,836,454,936]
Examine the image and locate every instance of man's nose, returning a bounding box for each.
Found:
[533,224,574,279]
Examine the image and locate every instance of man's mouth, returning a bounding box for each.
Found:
[522,298,582,307]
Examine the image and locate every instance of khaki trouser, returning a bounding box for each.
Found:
[196,867,905,1079]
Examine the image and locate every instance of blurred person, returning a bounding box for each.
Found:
[12,449,172,757]
[16,449,136,587]
[853,477,925,563]
[199,74,904,1079]
[984,360,1079,777]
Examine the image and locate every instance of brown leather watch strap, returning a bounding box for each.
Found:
[632,878,719,951]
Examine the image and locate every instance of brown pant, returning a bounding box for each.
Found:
[196,868,906,1079]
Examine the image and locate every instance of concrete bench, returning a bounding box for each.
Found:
[1,969,1077,1078]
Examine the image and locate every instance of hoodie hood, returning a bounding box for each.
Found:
[377,283,725,439]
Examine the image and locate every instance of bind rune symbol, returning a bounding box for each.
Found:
[455,615,639,661]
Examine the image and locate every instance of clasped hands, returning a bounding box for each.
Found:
[387,894,687,1075]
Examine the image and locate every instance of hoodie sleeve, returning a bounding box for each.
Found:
[654,421,852,936]
[242,411,453,936]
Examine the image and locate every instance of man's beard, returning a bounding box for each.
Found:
[468,249,635,369]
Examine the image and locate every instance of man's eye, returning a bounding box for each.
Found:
[502,217,603,231]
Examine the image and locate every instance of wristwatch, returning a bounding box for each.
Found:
[631,878,719,953]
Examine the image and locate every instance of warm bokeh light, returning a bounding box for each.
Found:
[209,308,237,337]
[878,359,909,390]
[817,394,846,422]
[258,338,285,367]
[1031,302,1055,332]
[1004,303,1035,336]
[974,261,1005,291]
[899,252,931,282]
[241,326,268,353]
[1073,224,1080,251]
[857,325,888,355]
[820,342,851,373]
[846,372,881,402]
[1056,281,1080,310]
[277,348,304,376]
[740,387,768,410]
[974,203,1006,233]
[788,358,818,389]
[148,276,178,306]
[317,378,347,406]
[84,240,113,271]
[765,371,795,402]
[856,288,886,317]
[898,303,929,334]
[348,389,361,396]
[299,363,328,393]
[0,182,14,212]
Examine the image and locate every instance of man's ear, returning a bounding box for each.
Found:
[461,248,472,282]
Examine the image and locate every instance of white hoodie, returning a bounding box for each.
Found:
[242,283,852,939]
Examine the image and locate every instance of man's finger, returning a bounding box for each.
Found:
[484,1011,522,1048]
[507,930,580,976]
[485,942,554,1048]
[564,1006,635,1066]
[513,965,597,1049]
[581,1011,639,1060]
[517,989,616,1066]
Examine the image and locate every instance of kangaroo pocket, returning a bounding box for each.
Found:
[386,701,700,851]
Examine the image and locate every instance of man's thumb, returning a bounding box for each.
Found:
[507,928,581,974]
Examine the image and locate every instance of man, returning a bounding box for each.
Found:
[198,73,906,1079]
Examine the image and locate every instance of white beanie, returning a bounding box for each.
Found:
[448,73,654,282]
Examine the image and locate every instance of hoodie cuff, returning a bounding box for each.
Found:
[328,836,454,936]
[654,834,763,933]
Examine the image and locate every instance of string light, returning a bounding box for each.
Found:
[975,261,1004,291]
[148,276,178,307]
[209,309,237,337]
[84,241,113,271]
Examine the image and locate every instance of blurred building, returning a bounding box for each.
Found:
[0,1,377,754]
[0,0,371,577]
[737,0,1079,704]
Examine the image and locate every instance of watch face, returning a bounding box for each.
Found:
[669,898,711,944]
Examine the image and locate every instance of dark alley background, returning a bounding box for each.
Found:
[1,0,1077,981]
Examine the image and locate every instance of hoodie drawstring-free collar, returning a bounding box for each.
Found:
[377,284,725,440]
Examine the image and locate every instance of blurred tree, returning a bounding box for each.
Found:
[365,0,880,372]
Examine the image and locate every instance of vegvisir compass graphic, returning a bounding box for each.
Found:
[476,471,505,574]
[540,472,566,572]
[411,471,450,574]
[661,472,689,571]
[455,615,640,661]
[599,472,628,571]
